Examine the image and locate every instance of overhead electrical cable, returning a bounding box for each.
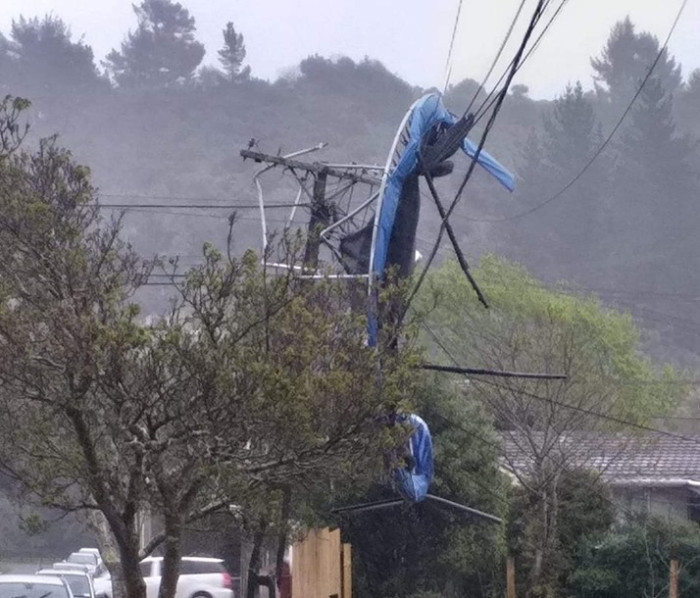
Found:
[101,192,238,201]
[472,0,569,121]
[478,377,700,445]
[423,321,700,445]
[468,0,690,223]
[463,0,529,117]
[403,0,548,315]
[99,202,306,209]
[442,0,464,93]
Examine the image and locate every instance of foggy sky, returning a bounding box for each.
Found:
[0,0,698,98]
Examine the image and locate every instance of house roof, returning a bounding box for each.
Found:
[500,431,700,487]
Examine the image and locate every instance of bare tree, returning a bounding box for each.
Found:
[422,256,682,595]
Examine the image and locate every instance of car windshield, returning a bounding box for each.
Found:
[0,582,69,598]
[63,578,89,598]
[67,556,94,566]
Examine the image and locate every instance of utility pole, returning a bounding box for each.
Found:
[240,148,380,271]
[670,559,679,598]
[303,170,328,269]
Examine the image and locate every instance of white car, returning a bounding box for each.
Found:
[0,574,74,598]
[66,554,99,575]
[92,574,112,598]
[78,550,105,574]
[139,557,234,598]
[37,569,95,598]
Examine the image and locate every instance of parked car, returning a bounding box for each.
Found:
[0,574,74,598]
[52,564,93,575]
[139,557,233,598]
[92,574,112,598]
[66,553,99,575]
[78,549,105,574]
[37,569,95,598]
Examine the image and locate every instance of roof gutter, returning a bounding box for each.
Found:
[607,478,700,488]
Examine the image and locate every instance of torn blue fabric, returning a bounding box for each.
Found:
[372,92,514,286]
[392,413,434,502]
[367,92,514,346]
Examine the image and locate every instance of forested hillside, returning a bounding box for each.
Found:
[1,11,698,358]
[1,1,700,571]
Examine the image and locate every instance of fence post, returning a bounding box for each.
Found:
[506,556,516,598]
[670,558,679,598]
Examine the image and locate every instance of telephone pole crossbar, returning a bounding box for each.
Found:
[241,149,382,186]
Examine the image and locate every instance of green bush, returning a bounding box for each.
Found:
[570,517,700,598]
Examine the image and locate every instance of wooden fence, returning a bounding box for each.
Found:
[291,527,352,598]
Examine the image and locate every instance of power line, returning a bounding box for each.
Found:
[463,0,529,116]
[442,0,464,92]
[472,0,569,122]
[108,209,295,224]
[462,0,548,122]
[467,0,690,223]
[481,377,700,445]
[101,192,239,202]
[422,321,700,443]
[99,202,307,209]
[405,0,549,314]
[424,324,688,516]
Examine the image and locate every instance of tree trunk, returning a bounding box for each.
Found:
[120,533,147,598]
[86,508,146,598]
[529,486,548,589]
[86,510,125,598]
[157,512,183,598]
[246,517,269,598]
[275,487,291,584]
[546,474,560,578]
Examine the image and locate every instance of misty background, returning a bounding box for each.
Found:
[0,0,699,556]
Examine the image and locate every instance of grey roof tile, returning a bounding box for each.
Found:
[500,431,700,483]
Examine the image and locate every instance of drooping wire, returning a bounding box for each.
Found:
[99,202,308,210]
[424,324,700,523]
[467,0,690,223]
[423,320,700,445]
[442,0,464,93]
[462,0,530,117]
[403,0,548,315]
[471,0,568,122]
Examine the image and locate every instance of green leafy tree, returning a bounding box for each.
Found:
[0,97,417,598]
[0,98,154,598]
[418,256,683,597]
[570,518,700,598]
[218,22,250,81]
[509,469,615,597]
[300,373,508,598]
[2,15,101,93]
[104,0,205,88]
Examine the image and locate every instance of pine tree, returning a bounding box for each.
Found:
[5,15,100,92]
[676,69,700,137]
[542,83,601,178]
[515,82,605,273]
[218,22,249,81]
[591,17,681,107]
[104,0,205,88]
